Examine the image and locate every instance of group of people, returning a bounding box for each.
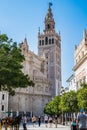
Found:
[22,114,58,130]
[22,115,42,130]
[71,109,87,130]
[44,115,58,128]
[22,109,87,130]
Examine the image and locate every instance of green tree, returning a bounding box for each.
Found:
[0,34,34,95]
[60,91,78,112]
[44,95,61,115]
[52,95,61,115]
[44,100,54,115]
[77,83,87,111]
[59,93,68,112]
[81,83,87,89]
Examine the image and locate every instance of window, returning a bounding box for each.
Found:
[39,40,41,46]
[42,40,44,45]
[49,39,51,44]
[45,37,48,45]
[2,94,4,100]
[47,24,50,29]
[52,38,54,44]
[2,105,4,111]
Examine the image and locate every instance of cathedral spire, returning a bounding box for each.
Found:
[24,37,27,44]
[44,2,55,33]
[23,37,29,51]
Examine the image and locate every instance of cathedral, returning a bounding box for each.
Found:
[8,3,62,116]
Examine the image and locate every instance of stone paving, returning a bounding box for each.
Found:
[2,123,71,130]
[20,123,71,130]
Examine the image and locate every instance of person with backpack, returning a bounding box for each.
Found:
[71,118,78,130]
[77,109,86,130]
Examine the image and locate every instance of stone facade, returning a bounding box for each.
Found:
[9,38,52,116]
[8,4,61,116]
[38,4,61,96]
[0,91,8,117]
[73,29,87,90]
[66,74,76,92]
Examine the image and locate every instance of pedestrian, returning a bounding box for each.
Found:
[85,111,87,129]
[22,114,27,130]
[77,109,86,130]
[49,116,53,128]
[44,115,48,128]
[32,115,36,127]
[71,118,78,130]
[38,116,41,127]
[54,115,58,128]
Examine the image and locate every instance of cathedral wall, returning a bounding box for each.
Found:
[9,91,51,116]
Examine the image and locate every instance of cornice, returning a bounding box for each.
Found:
[73,53,87,71]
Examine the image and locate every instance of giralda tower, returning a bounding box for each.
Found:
[38,3,61,97]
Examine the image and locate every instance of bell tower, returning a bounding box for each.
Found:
[44,3,55,32]
[38,3,61,96]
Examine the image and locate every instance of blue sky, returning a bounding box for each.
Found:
[0,0,87,87]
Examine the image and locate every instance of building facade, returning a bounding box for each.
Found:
[66,74,76,92]
[0,91,8,117]
[38,4,61,96]
[8,38,52,116]
[8,4,62,116]
[73,29,87,90]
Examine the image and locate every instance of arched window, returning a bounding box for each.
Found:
[39,40,41,45]
[49,39,51,44]
[42,40,44,45]
[52,38,54,44]
[47,24,50,29]
[45,37,48,45]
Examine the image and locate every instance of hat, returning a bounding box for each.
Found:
[80,109,84,113]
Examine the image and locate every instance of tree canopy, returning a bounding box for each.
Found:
[77,83,87,111]
[44,83,87,115]
[44,100,55,115]
[0,34,34,95]
[44,95,61,115]
[60,91,78,112]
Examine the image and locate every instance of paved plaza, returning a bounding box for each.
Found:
[2,124,71,130]
[23,124,70,130]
